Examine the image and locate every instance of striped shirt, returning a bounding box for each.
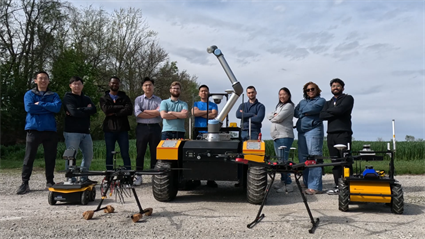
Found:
[134,94,162,124]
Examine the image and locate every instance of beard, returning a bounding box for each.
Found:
[171,92,180,98]
[110,86,119,92]
[332,89,342,96]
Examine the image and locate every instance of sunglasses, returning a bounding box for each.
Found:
[305,88,315,92]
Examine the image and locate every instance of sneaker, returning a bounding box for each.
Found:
[273,181,285,189]
[17,183,30,195]
[81,179,97,184]
[276,184,287,193]
[206,180,218,188]
[326,187,339,195]
[46,181,55,189]
[133,175,143,186]
[285,183,294,192]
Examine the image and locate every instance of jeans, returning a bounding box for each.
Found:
[241,130,259,141]
[298,126,324,191]
[105,131,131,170]
[161,131,185,140]
[136,124,161,170]
[22,131,57,184]
[274,138,294,184]
[64,132,93,181]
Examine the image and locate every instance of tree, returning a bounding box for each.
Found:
[0,0,72,145]
[405,135,415,142]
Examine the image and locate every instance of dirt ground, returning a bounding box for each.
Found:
[0,170,424,239]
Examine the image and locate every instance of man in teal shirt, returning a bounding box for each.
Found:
[159,81,188,139]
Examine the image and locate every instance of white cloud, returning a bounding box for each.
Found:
[68,0,424,141]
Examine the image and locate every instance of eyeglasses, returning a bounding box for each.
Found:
[305,88,315,92]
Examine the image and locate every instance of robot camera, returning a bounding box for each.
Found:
[212,95,223,104]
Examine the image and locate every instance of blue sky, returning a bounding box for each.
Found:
[69,0,424,141]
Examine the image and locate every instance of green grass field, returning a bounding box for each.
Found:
[1,139,424,174]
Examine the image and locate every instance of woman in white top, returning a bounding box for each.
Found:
[267,87,295,193]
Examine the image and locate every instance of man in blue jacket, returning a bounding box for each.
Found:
[17,71,62,195]
[236,86,265,140]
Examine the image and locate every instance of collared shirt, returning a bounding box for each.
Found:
[134,94,162,124]
[160,98,188,132]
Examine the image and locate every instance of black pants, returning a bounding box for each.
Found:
[327,132,352,186]
[22,131,58,184]
[136,123,161,170]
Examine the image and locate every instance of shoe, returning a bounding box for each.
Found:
[273,181,285,189]
[206,180,218,188]
[17,183,30,195]
[133,175,143,186]
[46,181,55,188]
[326,187,339,195]
[305,188,323,195]
[82,179,97,184]
[285,183,294,192]
[276,184,287,193]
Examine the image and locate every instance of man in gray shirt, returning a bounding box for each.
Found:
[133,77,162,185]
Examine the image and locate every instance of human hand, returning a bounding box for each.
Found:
[34,102,39,105]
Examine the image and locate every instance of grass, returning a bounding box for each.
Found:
[1,139,424,174]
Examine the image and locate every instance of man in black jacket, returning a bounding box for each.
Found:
[100,76,133,170]
[320,78,354,195]
[63,76,97,182]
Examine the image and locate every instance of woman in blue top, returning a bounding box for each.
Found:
[294,82,326,195]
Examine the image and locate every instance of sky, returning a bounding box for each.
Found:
[68,0,424,141]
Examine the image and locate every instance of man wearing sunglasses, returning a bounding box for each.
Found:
[320,78,354,195]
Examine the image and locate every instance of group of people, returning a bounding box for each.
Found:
[17,72,191,194]
[16,70,353,197]
[265,79,354,195]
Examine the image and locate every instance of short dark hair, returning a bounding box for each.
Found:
[246,85,256,91]
[330,78,345,87]
[198,84,209,91]
[142,77,154,85]
[34,71,49,79]
[69,76,83,84]
[110,76,120,82]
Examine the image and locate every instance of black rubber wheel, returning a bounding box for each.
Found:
[90,187,96,202]
[246,166,267,204]
[152,160,178,202]
[81,190,89,205]
[391,183,404,214]
[48,191,57,205]
[338,178,349,212]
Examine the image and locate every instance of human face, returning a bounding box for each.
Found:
[109,78,120,92]
[34,73,50,91]
[279,89,289,104]
[142,81,154,95]
[199,87,209,101]
[331,83,344,96]
[170,85,181,98]
[246,88,257,101]
[69,81,84,95]
[305,84,317,98]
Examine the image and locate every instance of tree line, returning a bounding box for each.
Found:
[1,0,199,145]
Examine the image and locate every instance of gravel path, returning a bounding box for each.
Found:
[0,170,424,239]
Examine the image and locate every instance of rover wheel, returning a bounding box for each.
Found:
[247,166,267,204]
[48,191,57,205]
[81,190,89,205]
[338,178,349,212]
[391,183,404,214]
[152,160,178,202]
